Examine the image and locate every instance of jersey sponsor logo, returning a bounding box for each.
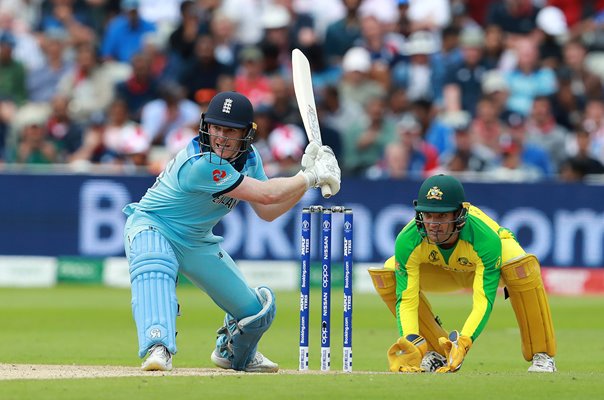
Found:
[426,186,443,200]
[213,169,227,182]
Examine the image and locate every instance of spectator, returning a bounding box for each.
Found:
[0,30,27,106]
[481,69,510,119]
[439,25,463,68]
[233,45,273,107]
[69,111,107,165]
[100,0,156,63]
[413,99,454,156]
[36,0,95,46]
[7,103,56,164]
[357,9,401,79]
[486,0,538,37]
[56,41,115,123]
[219,0,265,46]
[0,8,45,72]
[267,123,307,177]
[273,0,317,54]
[557,39,603,109]
[320,83,366,149]
[136,0,183,35]
[46,94,84,162]
[392,30,439,102]
[342,95,396,175]
[483,24,505,68]
[0,112,6,161]
[210,10,241,70]
[98,97,150,167]
[297,44,341,91]
[560,128,604,182]
[250,103,278,176]
[534,6,568,69]
[71,98,151,168]
[406,0,451,35]
[167,0,204,64]
[26,27,72,103]
[323,0,363,66]
[504,111,554,177]
[115,52,160,122]
[140,81,199,146]
[396,0,411,37]
[385,86,412,123]
[487,134,543,182]
[579,99,604,165]
[267,75,299,125]
[443,27,494,116]
[470,96,506,154]
[139,32,174,82]
[439,113,494,174]
[525,96,569,171]
[338,46,386,108]
[257,3,294,73]
[504,37,557,117]
[178,34,233,105]
[367,115,439,179]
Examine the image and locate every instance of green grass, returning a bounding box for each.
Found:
[0,285,603,399]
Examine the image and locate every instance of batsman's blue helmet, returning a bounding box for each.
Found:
[199,91,257,171]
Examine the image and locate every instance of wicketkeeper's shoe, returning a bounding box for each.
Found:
[420,351,447,372]
[141,344,173,371]
[528,353,556,373]
[211,350,279,373]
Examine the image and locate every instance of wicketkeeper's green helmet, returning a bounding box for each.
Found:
[414,174,468,243]
[414,174,466,213]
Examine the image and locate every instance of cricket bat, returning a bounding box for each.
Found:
[292,48,332,198]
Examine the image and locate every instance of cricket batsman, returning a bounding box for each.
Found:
[369,174,556,373]
[123,91,340,371]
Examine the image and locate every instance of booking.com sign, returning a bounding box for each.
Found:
[77,179,604,267]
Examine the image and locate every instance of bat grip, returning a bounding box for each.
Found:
[321,184,332,198]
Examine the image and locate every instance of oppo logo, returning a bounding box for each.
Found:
[321,324,329,344]
[322,264,329,287]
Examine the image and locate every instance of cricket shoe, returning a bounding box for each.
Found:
[420,351,447,372]
[528,353,556,373]
[141,344,173,371]
[211,350,279,373]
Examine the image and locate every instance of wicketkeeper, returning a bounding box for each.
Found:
[369,174,556,373]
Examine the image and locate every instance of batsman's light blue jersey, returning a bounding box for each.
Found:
[124,137,268,247]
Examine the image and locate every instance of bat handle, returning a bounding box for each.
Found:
[321,184,332,198]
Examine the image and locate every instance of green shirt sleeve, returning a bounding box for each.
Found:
[459,214,502,341]
[394,221,423,337]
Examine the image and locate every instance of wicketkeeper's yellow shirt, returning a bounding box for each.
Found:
[394,204,514,341]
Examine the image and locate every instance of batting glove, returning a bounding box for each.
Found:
[435,330,472,373]
[300,145,341,195]
[387,334,427,373]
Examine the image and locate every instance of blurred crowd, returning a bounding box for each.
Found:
[2,0,604,182]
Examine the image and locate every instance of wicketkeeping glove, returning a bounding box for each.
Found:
[435,330,472,373]
[387,334,427,373]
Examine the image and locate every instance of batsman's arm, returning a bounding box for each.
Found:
[229,174,308,221]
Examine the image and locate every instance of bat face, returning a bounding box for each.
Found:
[303,104,321,144]
[292,48,333,198]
